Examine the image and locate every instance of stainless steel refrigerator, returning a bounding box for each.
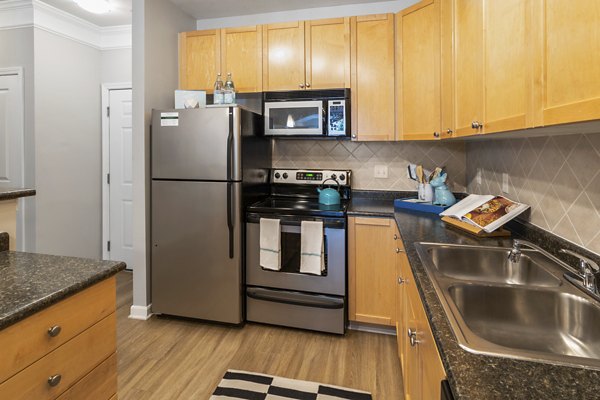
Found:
[151,106,270,323]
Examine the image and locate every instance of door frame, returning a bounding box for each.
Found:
[101,82,132,260]
[0,67,26,250]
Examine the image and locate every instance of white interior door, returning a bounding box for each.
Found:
[0,69,24,249]
[108,89,133,268]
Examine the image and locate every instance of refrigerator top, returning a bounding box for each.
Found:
[151,107,242,182]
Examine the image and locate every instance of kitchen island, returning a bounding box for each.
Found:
[348,193,600,400]
[0,246,125,399]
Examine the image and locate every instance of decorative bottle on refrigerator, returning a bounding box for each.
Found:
[213,73,224,104]
[224,72,236,104]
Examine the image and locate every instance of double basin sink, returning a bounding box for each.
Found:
[416,242,600,369]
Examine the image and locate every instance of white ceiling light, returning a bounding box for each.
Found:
[73,0,112,14]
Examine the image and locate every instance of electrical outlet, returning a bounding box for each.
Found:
[476,168,482,185]
[502,172,510,194]
[374,165,388,179]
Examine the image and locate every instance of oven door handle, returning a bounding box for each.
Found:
[247,288,344,310]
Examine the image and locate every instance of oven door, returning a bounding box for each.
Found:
[264,100,324,136]
[246,213,345,296]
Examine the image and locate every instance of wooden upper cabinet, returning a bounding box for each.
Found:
[396,0,442,141]
[221,26,263,93]
[452,0,484,137]
[179,30,221,92]
[534,0,600,126]
[451,0,532,137]
[351,14,396,141]
[305,18,350,89]
[263,22,306,91]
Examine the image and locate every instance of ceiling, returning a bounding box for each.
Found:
[40,0,132,27]
[169,0,388,20]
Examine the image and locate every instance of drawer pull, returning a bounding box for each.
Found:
[396,248,404,253]
[47,325,62,337]
[48,374,62,387]
[393,234,398,240]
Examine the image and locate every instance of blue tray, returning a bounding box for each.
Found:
[394,198,450,214]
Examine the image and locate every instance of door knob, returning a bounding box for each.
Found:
[299,83,305,89]
[433,131,440,138]
[396,248,404,253]
[47,325,61,337]
[305,83,311,88]
[446,129,453,136]
[398,277,405,284]
[48,374,62,387]
[471,121,482,129]
[393,234,398,240]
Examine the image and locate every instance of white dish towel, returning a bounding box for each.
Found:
[300,220,325,275]
[259,218,281,271]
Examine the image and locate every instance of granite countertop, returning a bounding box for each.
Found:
[0,252,125,330]
[0,188,36,201]
[349,195,600,399]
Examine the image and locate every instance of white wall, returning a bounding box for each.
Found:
[195,0,418,29]
[0,27,36,252]
[132,0,196,316]
[101,48,132,83]
[33,28,104,258]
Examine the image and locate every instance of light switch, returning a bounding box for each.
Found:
[374,165,388,179]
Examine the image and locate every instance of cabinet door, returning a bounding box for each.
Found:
[452,1,484,137]
[483,0,533,133]
[396,0,442,141]
[221,26,263,93]
[404,275,421,400]
[179,30,221,92]
[351,14,396,141]
[263,22,306,91]
[534,0,600,126]
[305,18,350,89]
[348,217,396,326]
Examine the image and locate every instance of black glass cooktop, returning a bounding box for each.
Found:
[248,197,348,217]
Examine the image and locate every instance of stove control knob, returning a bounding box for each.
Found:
[282,173,288,179]
[339,174,346,181]
[274,172,281,179]
[331,174,337,180]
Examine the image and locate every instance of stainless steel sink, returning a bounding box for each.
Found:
[426,244,561,287]
[416,242,600,369]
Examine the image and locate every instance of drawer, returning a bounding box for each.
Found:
[0,312,117,400]
[0,277,116,383]
[56,352,117,400]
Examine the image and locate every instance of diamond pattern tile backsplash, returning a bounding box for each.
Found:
[272,139,467,192]
[467,132,600,255]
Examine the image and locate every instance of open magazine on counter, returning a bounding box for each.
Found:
[440,195,529,233]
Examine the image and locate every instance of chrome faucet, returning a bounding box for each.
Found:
[560,249,600,296]
[507,239,541,263]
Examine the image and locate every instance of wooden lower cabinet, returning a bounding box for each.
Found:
[0,199,18,250]
[348,216,401,326]
[0,277,118,400]
[397,247,446,400]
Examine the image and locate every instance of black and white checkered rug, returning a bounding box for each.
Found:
[211,370,372,400]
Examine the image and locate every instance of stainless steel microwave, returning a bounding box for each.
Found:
[263,89,350,137]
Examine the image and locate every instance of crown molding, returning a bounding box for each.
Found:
[0,0,131,50]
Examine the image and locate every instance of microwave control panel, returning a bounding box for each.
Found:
[272,169,351,186]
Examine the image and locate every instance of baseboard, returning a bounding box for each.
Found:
[348,321,397,336]
[129,304,153,320]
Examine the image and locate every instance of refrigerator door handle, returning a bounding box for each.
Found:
[227,182,234,259]
[227,109,233,181]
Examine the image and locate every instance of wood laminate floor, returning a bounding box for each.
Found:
[116,271,404,399]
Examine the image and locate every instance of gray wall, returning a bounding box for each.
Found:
[0,27,36,252]
[33,28,103,258]
[101,48,132,83]
[132,0,196,310]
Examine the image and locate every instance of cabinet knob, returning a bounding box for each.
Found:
[471,121,482,129]
[446,129,453,136]
[393,234,398,240]
[47,325,61,338]
[48,374,62,387]
[351,134,357,139]
[433,131,440,138]
[299,83,305,89]
[396,248,404,253]
[398,277,405,284]
[409,331,420,347]
[305,83,311,88]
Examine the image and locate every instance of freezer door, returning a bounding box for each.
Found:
[151,107,241,181]
[151,180,242,323]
